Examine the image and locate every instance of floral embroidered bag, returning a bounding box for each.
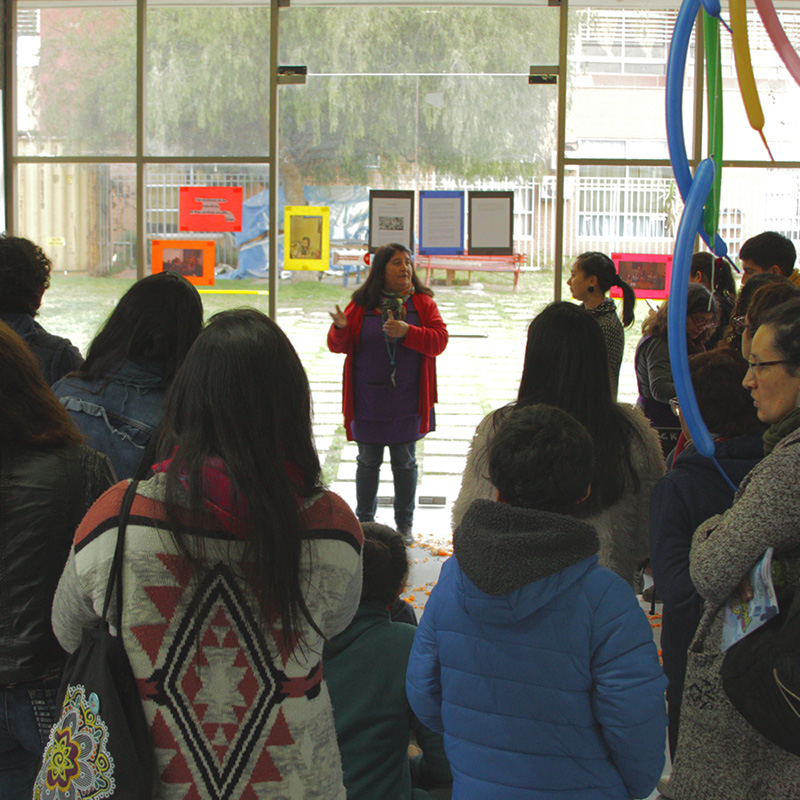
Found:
[34,480,155,800]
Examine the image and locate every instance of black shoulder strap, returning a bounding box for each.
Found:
[101,479,139,629]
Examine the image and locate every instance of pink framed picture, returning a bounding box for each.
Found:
[611,252,672,300]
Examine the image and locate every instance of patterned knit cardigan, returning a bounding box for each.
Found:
[52,476,363,800]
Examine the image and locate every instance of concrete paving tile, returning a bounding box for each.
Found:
[315,437,333,455]
[312,424,340,438]
[313,413,343,425]
[422,455,467,474]
[435,403,485,415]
[421,440,470,455]
[426,427,476,441]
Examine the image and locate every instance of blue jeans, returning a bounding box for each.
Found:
[356,441,417,530]
[0,682,59,800]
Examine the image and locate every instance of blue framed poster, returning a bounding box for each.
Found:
[418,191,465,255]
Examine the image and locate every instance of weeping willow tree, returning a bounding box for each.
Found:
[33,4,558,199]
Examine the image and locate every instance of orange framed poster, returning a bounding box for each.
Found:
[151,239,215,286]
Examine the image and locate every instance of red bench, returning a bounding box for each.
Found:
[418,253,526,292]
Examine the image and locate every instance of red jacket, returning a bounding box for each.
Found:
[327,293,448,441]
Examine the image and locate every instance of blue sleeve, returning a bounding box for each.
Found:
[649,476,699,611]
[589,576,667,799]
[406,591,444,734]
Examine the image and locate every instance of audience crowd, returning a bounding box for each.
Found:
[1,230,799,800]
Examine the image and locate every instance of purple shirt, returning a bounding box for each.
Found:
[351,298,428,444]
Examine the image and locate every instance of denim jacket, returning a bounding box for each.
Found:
[52,360,168,479]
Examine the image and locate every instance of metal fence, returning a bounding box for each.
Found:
[20,164,800,275]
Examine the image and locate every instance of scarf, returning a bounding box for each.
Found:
[378,289,414,387]
[763,406,800,455]
[379,288,413,322]
[152,454,306,538]
[153,454,248,538]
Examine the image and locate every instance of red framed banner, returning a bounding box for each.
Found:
[179,186,243,232]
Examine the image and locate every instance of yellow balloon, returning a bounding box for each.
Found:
[730,0,766,131]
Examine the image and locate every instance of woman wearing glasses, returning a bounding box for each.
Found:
[668,298,800,800]
[635,283,718,455]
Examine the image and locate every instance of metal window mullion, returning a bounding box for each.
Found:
[268,0,279,320]
[5,0,15,233]
[136,0,145,279]
[554,0,568,302]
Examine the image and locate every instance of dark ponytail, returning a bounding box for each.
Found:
[690,251,736,298]
[576,251,635,328]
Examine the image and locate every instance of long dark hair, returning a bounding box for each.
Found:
[691,251,736,297]
[720,272,786,350]
[160,309,324,647]
[351,243,432,309]
[75,272,203,384]
[575,251,635,327]
[689,350,762,438]
[642,283,716,343]
[514,302,646,513]
[0,321,83,448]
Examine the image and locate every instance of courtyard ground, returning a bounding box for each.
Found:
[39,266,645,614]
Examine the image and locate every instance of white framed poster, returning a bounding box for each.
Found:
[468,190,514,255]
[369,190,415,253]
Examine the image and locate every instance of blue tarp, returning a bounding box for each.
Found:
[219,187,286,280]
[220,185,369,279]
[303,185,369,245]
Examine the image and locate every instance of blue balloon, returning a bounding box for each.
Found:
[669,157,717,459]
[700,0,721,18]
[666,0,728,257]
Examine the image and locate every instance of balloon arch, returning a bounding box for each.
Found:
[665,0,794,490]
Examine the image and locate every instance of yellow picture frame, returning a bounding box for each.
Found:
[285,206,330,271]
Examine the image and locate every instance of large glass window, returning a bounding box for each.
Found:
[717,9,800,162]
[11,2,800,283]
[279,6,560,267]
[145,5,271,157]
[17,162,137,275]
[567,9,686,162]
[17,4,136,157]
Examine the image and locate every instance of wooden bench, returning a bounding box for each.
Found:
[417,253,526,292]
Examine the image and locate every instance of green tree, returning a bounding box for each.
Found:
[35,6,558,195]
[279,7,559,189]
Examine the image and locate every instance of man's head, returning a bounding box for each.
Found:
[0,235,53,317]
[488,404,594,515]
[739,231,796,285]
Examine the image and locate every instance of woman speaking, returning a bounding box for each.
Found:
[328,243,448,543]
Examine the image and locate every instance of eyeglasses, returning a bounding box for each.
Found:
[746,359,794,374]
[731,316,751,336]
[669,397,681,417]
[690,314,716,330]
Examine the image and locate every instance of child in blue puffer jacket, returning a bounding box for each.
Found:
[406,404,667,800]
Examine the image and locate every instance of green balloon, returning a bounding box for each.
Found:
[703,12,724,244]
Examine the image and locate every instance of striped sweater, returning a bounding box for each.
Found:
[52,475,363,800]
